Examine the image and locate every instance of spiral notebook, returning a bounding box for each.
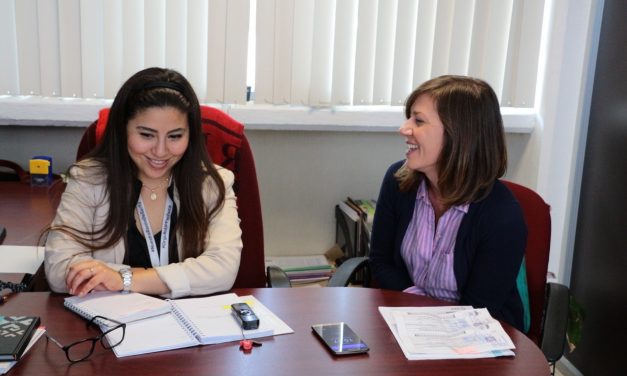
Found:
[64,292,293,357]
[64,292,171,323]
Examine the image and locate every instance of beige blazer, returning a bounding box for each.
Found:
[44,161,242,298]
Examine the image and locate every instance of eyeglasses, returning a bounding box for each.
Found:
[46,315,126,363]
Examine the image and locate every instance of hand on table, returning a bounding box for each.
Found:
[66,260,122,296]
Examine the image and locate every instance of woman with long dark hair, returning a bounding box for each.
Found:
[45,67,242,298]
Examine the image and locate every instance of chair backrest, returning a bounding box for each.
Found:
[502,180,551,346]
[76,106,266,288]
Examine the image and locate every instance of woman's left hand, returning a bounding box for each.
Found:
[66,260,123,296]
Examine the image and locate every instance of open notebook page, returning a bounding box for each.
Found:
[64,291,171,323]
[169,294,293,344]
[104,313,198,358]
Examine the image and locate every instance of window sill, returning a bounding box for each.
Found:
[0,96,535,134]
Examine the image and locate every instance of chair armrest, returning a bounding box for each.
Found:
[0,159,29,184]
[266,266,292,288]
[541,282,570,363]
[327,257,370,287]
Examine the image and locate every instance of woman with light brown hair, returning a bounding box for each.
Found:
[370,75,529,332]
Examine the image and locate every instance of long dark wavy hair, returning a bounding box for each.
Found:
[52,67,225,260]
[395,75,507,206]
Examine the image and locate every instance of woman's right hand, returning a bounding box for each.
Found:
[66,260,123,296]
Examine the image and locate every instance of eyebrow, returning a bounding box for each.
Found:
[136,125,187,134]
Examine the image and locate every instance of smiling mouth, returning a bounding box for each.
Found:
[147,157,168,167]
[407,144,418,152]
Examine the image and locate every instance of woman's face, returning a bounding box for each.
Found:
[127,106,189,184]
[399,94,445,184]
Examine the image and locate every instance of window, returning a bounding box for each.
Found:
[1,0,544,106]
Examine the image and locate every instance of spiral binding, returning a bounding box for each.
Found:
[168,300,201,340]
[64,299,97,321]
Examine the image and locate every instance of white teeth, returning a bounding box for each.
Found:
[148,158,167,166]
[407,144,418,150]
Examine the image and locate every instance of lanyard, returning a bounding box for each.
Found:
[136,195,173,267]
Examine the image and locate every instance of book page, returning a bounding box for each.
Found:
[65,292,171,323]
[379,306,515,360]
[170,294,293,345]
[239,295,293,336]
[393,308,515,355]
[104,313,198,358]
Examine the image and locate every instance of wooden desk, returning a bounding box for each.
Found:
[0,181,58,246]
[1,288,550,376]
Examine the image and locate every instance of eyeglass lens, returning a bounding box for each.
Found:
[101,325,125,349]
[66,338,97,362]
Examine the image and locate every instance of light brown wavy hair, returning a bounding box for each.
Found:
[395,75,507,206]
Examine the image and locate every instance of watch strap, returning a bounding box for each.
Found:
[119,268,133,293]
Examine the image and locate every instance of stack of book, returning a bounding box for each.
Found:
[264,255,334,285]
[335,197,376,260]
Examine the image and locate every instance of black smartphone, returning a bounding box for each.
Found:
[311,322,369,355]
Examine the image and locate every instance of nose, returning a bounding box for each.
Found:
[399,120,413,136]
[153,136,167,157]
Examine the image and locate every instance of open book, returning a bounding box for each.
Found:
[64,292,293,357]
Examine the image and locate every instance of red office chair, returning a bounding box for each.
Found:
[75,106,266,288]
[501,180,551,344]
[501,180,569,373]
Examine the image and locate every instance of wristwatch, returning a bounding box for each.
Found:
[119,268,133,293]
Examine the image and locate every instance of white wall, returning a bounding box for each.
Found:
[0,126,84,170]
[247,129,532,256]
[0,125,535,256]
[533,0,603,283]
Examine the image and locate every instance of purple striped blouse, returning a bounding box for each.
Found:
[401,180,469,302]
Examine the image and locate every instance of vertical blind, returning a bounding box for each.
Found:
[0,0,544,108]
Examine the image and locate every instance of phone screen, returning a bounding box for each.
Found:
[311,322,369,355]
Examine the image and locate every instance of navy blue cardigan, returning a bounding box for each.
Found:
[370,161,528,332]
